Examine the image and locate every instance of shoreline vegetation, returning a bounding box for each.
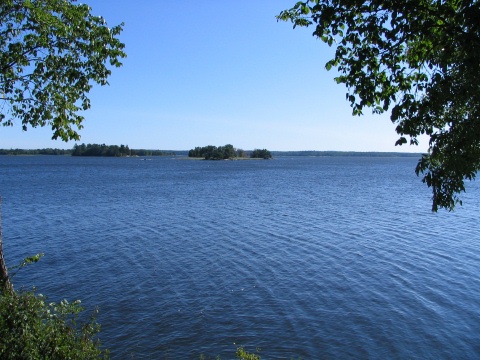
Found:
[0,144,176,157]
[0,144,422,158]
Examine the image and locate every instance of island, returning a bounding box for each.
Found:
[188,144,272,160]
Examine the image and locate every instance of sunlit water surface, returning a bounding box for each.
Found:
[1,155,479,359]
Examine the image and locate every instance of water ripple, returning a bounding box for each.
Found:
[1,156,480,359]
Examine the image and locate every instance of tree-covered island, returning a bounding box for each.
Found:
[188,144,272,160]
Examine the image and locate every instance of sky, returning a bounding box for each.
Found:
[0,1,429,152]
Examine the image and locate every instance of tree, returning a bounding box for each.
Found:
[278,1,480,211]
[0,0,126,141]
[0,199,11,293]
[236,148,246,158]
[0,0,124,355]
[223,144,235,159]
[1,0,125,287]
[250,149,272,159]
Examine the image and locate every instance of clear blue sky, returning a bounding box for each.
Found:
[1,1,428,152]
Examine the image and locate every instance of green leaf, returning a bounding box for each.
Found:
[278,0,480,211]
[0,0,126,141]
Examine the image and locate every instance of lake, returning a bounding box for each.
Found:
[1,155,479,359]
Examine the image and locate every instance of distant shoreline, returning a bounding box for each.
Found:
[272,151,423,157]
[0,149,423,157]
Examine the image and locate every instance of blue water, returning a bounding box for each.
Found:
[1,155,479,359]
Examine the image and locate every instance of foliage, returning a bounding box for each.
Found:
[278,0,480,211]
[0,148,71,155]
[8,253,43,279]
[235,346,261,360]
[0,0,126,141]
[133,149,176,156]
[236,148,246,158]
[188,144,244,160]
[198,346,260,360]
[250,149,272,159]
[0,288,109,359]
[72,143,176,157]
[0,1,124,356]
[72,143,131,157]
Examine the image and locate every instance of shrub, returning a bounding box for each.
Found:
[0,288,108,359]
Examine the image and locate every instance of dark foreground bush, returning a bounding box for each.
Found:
[0,289,108,359]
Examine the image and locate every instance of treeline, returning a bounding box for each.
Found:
[188,144,272,160]
[270,150,422,157]
[133,149,176,156]
[0,148,71,155]
[0,145,177,156]
[71,144,175,157]
[72,143,131,157]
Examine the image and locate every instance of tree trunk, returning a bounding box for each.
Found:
[0,197,13,293]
